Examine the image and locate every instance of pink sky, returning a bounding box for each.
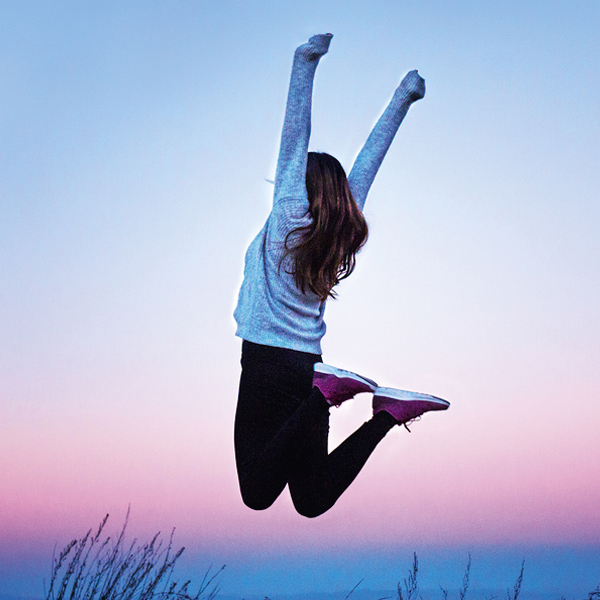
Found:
[1,0,599,597]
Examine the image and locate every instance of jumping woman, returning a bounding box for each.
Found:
[233,33,449,518]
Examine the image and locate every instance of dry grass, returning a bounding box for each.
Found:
[44,509,224,600]
[395,555,523,600]
[44,514,599,600]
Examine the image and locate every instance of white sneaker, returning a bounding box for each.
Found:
[373,387,450,427]
[313,363,377,406]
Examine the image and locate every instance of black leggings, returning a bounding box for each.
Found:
[234,340,396,518]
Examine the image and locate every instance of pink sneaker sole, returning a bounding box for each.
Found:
[313,363,378,406]
[373,387,450,423]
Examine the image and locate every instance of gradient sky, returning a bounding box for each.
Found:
[1,1,599,597]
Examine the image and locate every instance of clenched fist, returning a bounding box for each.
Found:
[399,70,425,102]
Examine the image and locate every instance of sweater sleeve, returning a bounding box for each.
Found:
[273,34,332,203]
[348,70,425,211]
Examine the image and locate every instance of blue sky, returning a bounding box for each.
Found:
[1,1,599,597]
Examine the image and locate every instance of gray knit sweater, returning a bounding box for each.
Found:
[234,34,425,355]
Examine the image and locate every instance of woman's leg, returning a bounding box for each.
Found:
[288,409,397,518]
[234,340,398,516]
[234,341,325,510]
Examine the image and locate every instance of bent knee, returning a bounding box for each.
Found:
[240,490,277,512]
[296,506,324,519]
[292,497,330,518]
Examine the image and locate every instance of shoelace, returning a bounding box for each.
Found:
[402,416,421,433]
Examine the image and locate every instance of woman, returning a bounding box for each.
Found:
[233,34,449,518]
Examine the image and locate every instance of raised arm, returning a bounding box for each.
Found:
[273,34,332,202]
[348,70,425,211]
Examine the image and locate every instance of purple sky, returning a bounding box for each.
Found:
[1,0,599,597]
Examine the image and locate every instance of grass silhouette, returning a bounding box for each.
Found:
[396,554,503,600]
[44,509,224,600]
[44,512,599,600]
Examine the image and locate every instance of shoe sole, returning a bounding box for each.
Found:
[373,387,450,409]
[314,363,378,391]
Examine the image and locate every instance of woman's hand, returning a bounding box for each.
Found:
[399,69,425,102]
[295,33,333,61]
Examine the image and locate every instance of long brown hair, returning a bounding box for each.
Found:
[282,152,368,301]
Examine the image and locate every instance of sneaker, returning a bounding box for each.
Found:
[313,363,378,406]
[373,387,450,427]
